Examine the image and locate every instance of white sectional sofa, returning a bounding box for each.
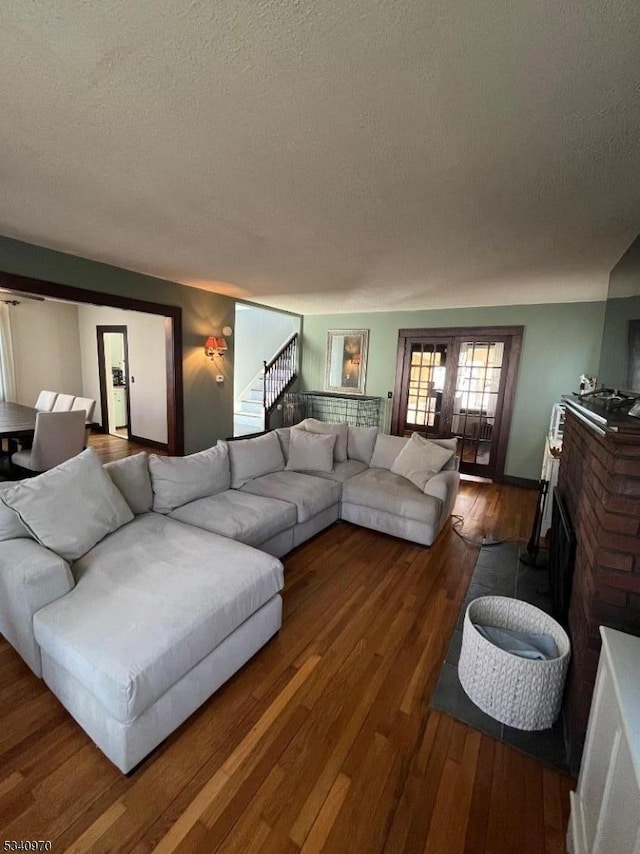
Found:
[0,421,459,772]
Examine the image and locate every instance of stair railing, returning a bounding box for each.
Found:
[263,333,299,429]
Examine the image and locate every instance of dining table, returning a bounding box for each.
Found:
[0,401,38,442]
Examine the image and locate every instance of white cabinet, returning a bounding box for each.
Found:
[568,628,640,854]
[113,387,127,428]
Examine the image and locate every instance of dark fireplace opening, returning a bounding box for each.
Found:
[548,490,576,626]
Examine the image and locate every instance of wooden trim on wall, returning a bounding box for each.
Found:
[0,269,184,454]
[96,325,131,436]
[397,325,526,339]
[128,435,168,450]
[495,329,524,484]
[96,328,108,435]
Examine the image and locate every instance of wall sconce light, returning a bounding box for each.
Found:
[204,336,228,360]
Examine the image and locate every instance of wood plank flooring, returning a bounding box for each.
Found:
[88,433,167,463]
[0,481,574,852]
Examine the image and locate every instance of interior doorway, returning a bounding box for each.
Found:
[0,269,183,454]
[97,325,131,440]
[392,326,523,481]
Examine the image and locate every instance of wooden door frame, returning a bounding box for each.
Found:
[392,326,523,482]
[96,325,132,438]
[0,270,183,454]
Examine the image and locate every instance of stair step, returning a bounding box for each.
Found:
[234,408,263,419]
[234,410,265,430]
[239,398,264,414]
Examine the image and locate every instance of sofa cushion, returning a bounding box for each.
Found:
[33,513,284,724]
[302,419,348,462]
[241,470,341,523]
[225,432,285,489]
[390,433,454,490]
[149,444,230,514]
[0,480,32,541]
[301,459,368,483]
[369,433,408,470]
[0,448,133,562]
[347,425,379,465]
[286,430,336,473]
[169,490,296,547]
[104,452,153,515]
[342,468,441,525]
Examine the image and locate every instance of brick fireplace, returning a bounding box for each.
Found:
[558,405,640,772]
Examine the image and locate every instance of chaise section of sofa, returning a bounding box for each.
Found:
[0,448,286,773]
[33,513,284,772]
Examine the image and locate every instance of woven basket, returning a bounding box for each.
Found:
[458,596,570,731]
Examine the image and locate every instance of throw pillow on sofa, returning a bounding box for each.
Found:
[301,419,348,462]
[149,444,230,514]
[347,425,379,464]
[0,480,32,541]
[285,429,337,473]
[0,448,133,562]
[104,452,153,515]
[390,433,454,491]
[370,433,458,471]
[274,426,292,462]
[370,433,410,469]
[224,431,285,488]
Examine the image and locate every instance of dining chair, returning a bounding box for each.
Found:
[71,397,97,447]
[12,410,86,473]
[52,394,76,412]
[34,390,58,411]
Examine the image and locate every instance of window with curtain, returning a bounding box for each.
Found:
[0,304,17,402]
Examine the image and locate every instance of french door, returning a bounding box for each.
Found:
[391,327,523,480]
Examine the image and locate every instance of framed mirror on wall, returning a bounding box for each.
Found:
[599,234,640,392]
[325,329,369,395]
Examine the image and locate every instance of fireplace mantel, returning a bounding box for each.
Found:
[558,406,640,772]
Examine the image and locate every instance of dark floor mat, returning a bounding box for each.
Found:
[430,542,570,773]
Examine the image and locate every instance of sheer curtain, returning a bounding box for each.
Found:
[0,304,17,402]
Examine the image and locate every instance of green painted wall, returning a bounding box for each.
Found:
[301,302,606,481]
[0,236,235,452]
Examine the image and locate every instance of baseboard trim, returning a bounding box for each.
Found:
[501,475,539,490]
[128,434,169,451]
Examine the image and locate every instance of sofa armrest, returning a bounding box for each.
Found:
[423,469,460,528]
[0,539,74,676]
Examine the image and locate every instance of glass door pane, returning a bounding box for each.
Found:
[404,342,448,436]
[452,341,504,471]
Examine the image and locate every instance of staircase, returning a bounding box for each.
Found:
[234,374,268,436]
[234,333,299,436]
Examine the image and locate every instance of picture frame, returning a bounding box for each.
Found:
[324,329,369,395]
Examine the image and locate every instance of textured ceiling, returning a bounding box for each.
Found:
[1,0,639,314]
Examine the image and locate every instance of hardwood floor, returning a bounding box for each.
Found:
[88,433,167,462]
[0,481,574,852]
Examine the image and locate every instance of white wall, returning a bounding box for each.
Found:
[234,305,300,401]
[77,305,168,444]
[10,299,83,406]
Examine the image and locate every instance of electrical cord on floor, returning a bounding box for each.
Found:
[451,514,519,549]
